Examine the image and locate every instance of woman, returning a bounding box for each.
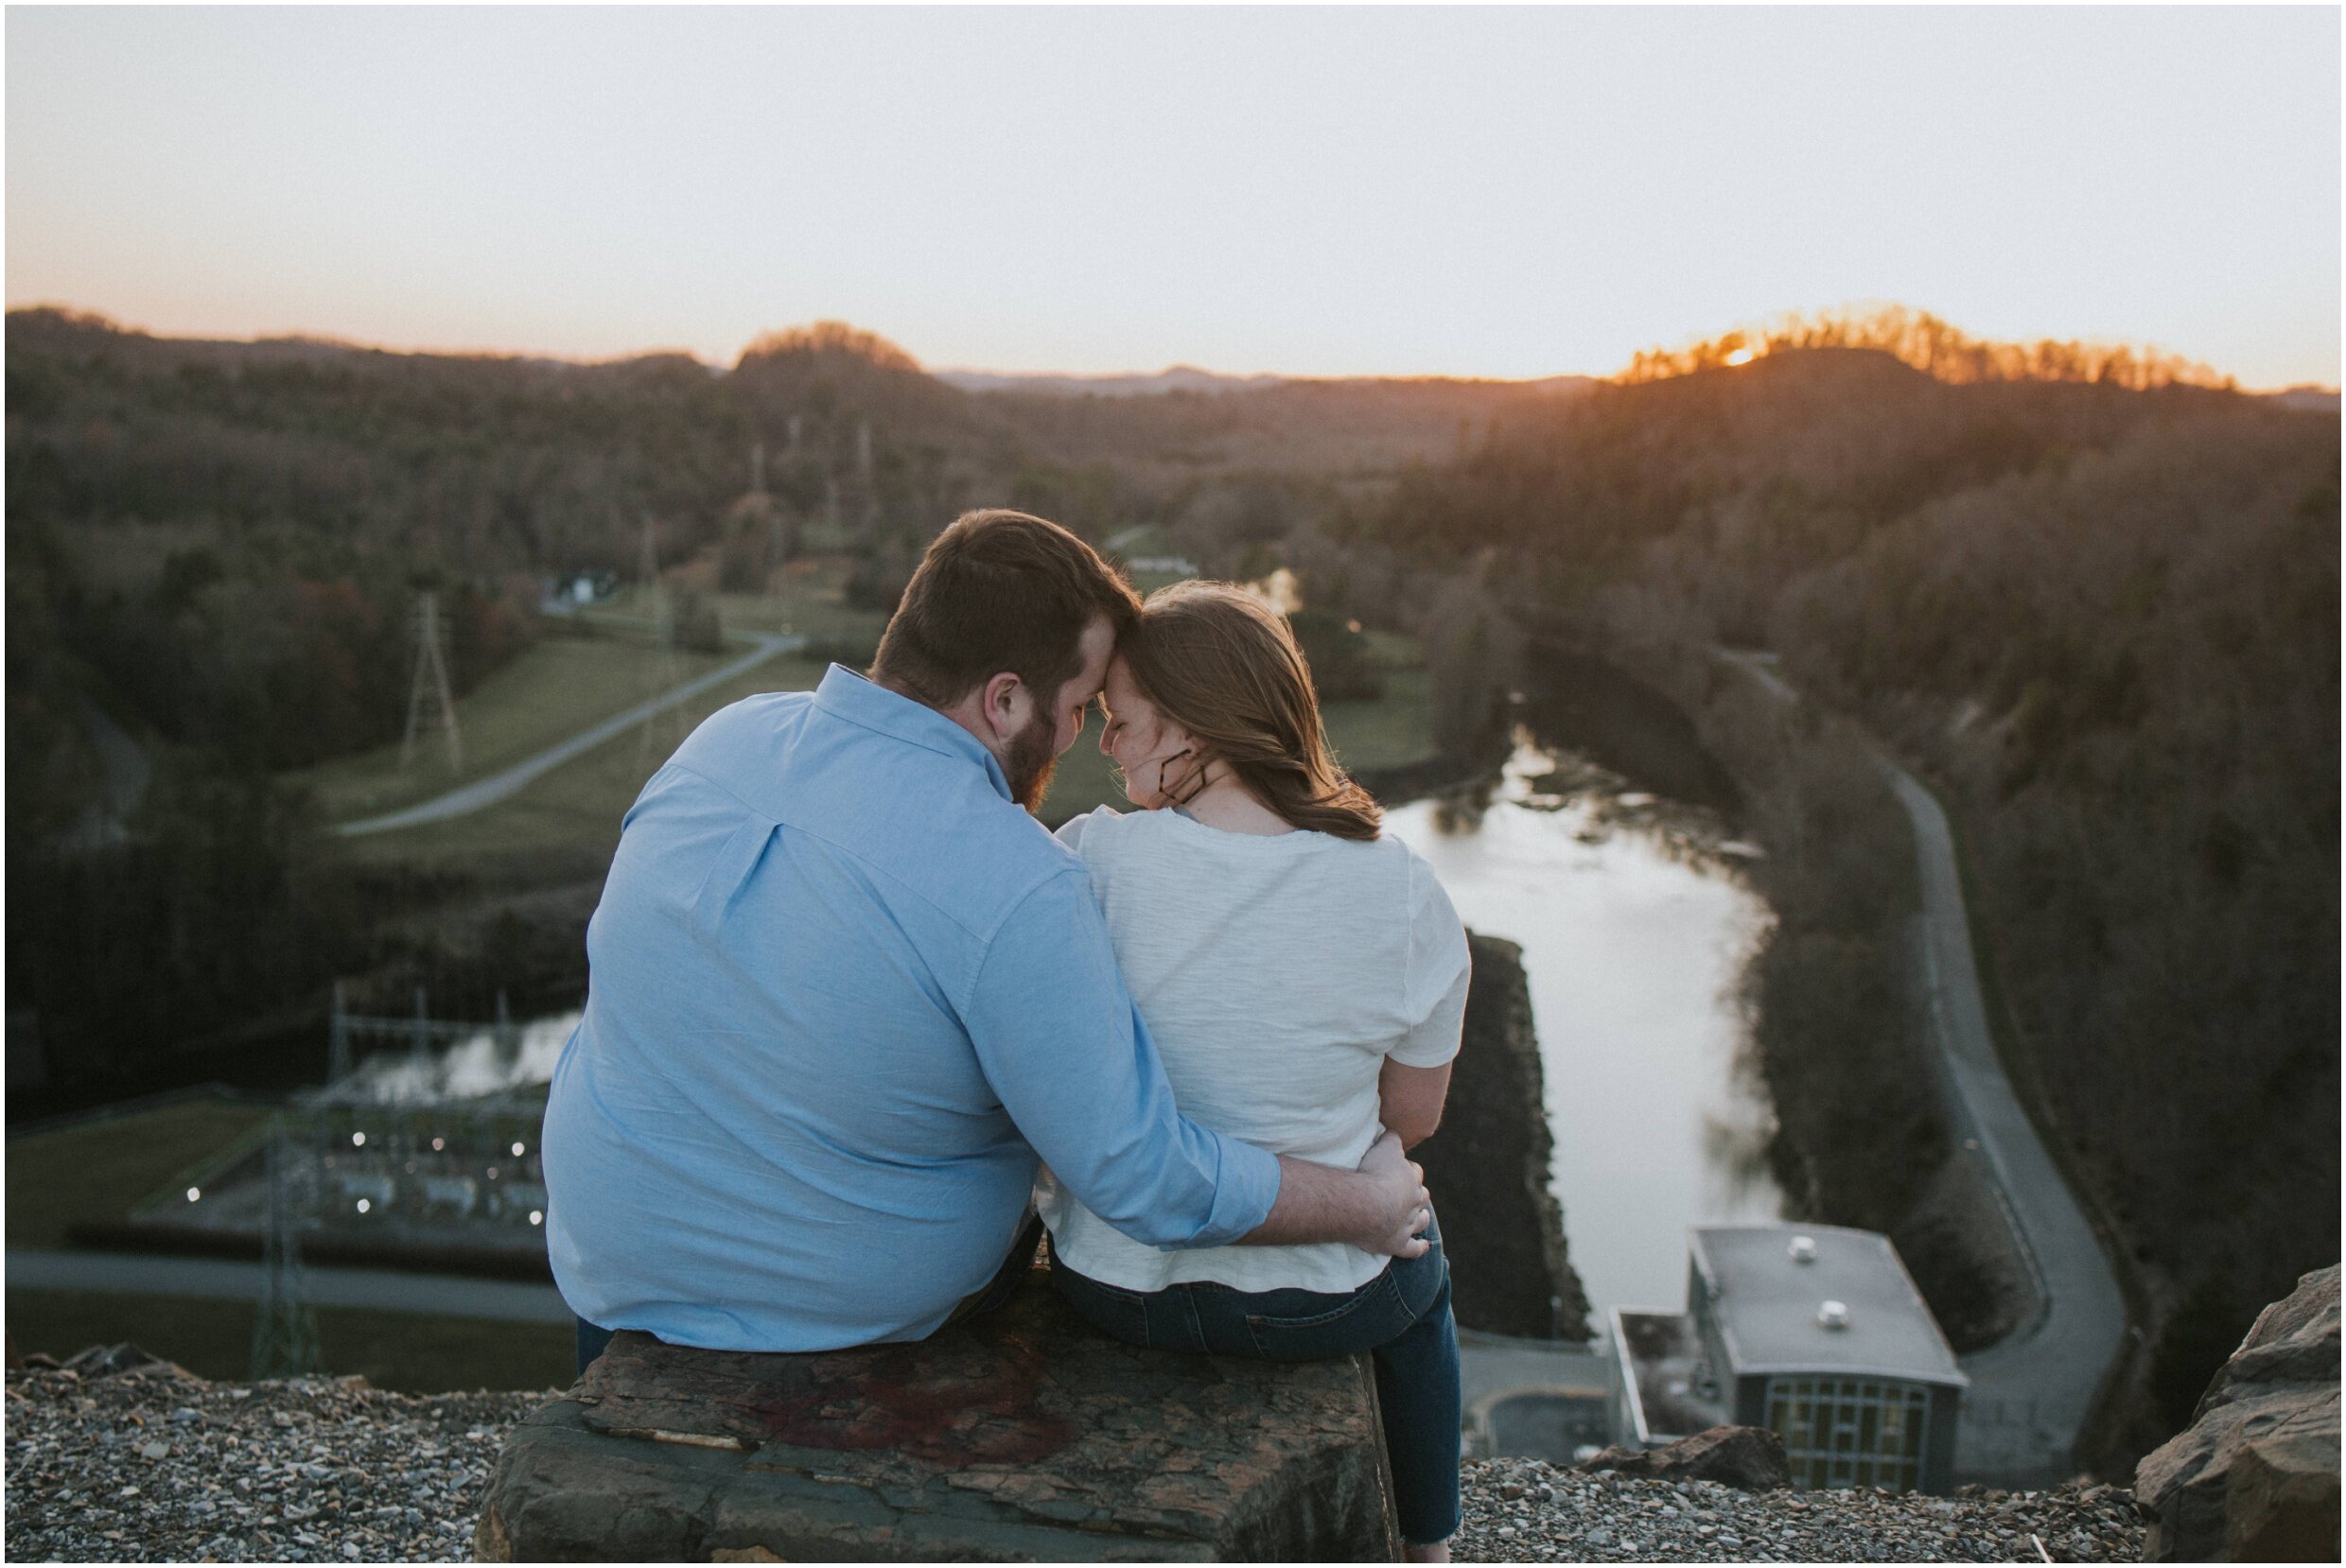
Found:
[1042,581,1469,1562]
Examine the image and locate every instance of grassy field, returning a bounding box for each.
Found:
[289,560,888,828]
[623,554,892,645]
[335,653,836,868]
[8,1096,275,1250]
[317,597,1436,862]
[289,628,732,824]
[5,1289,575,1394]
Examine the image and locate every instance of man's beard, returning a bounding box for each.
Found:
[1006,710,1059,813]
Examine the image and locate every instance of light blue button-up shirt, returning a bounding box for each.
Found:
[541,665,1282,1351]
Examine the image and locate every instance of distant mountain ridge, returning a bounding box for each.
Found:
[2264,384,2341,412]
[934,365,1285,397]
[935,364,1599,399]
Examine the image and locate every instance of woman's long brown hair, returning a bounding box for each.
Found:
[1120,581,1382,842]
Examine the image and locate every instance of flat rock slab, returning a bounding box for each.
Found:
[479,1265,1399,1560]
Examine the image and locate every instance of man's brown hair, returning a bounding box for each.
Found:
[872,510,1141,709]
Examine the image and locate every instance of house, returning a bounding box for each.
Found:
[1612,1224,1968,1493]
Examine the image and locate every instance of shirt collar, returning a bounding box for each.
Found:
[813,664,1011,801]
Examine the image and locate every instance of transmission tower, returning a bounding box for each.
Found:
[855,419,879,535]
[326,980,352,1086]
[249,1117,323,1381]
[399,590,464,773]
[636,516,685,762]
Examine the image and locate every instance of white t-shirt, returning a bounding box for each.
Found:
[1038,805,1472,1295]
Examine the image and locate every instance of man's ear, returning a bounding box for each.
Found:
[979,671,1031,744]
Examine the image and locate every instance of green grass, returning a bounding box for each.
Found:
[1324,666,1436,774]
[1360,629,1427,670]
[604,559,891,644]
[705,588,887,643]
[334,653,835,869]
[289,628,732,824]
[8,1096,275,1250]
[1127,568,1194,597]
[5,1290,574,1394]
[289,558,885,828]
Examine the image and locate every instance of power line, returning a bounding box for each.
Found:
[398,591,464,774]
[248,1116,323,1381]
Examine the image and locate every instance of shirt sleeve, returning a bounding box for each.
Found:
[1391,851,1471,1068]
[1051,806,1120,857]
[960,867,1281,1249]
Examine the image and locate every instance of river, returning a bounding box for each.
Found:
[1384,736,1784,1319]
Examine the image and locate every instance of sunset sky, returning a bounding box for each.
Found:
[7,6,2338,388]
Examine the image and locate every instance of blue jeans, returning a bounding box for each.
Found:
[1050,1210,1462,1547]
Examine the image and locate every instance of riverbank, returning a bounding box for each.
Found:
[1514,633,2036,1353]
[1420,932,1594,1341]
[2,1361,2146,1562]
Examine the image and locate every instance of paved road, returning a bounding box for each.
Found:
[337,634,803,837]
[1718,651,2128,1487]
[6,1249,571,1325]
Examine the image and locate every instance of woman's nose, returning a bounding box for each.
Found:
[1097,729,1112,758]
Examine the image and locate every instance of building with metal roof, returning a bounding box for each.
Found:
[1612,1224,1969,1493]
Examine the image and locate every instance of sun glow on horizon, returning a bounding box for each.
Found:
[5,8,2335,389]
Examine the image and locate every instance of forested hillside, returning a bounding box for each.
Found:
[1359,341,2339,1468]
[5,309,1547,1106]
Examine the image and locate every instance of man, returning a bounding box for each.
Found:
[544,509,1429,1359]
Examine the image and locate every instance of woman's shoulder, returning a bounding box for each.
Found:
[1332,830,1462,930]
[1054,804,1186,860]
[1053,805,1126,858]
[1276,822,1449,907]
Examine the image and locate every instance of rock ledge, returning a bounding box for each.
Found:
[477,1267,1398,1561]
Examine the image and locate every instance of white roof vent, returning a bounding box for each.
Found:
[1817,1299,1850,1331]
[1788,1235,1818,1264]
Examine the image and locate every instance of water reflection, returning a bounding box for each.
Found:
[1386,736,1783,1318]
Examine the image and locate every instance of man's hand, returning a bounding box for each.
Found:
[1357,1131,1434,1259]
[1241,1130,1432,1258]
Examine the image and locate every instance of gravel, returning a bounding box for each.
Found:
[8,1365,2147,1563]
[1454,1457,2146,1562]
[5,1364,547,1563]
